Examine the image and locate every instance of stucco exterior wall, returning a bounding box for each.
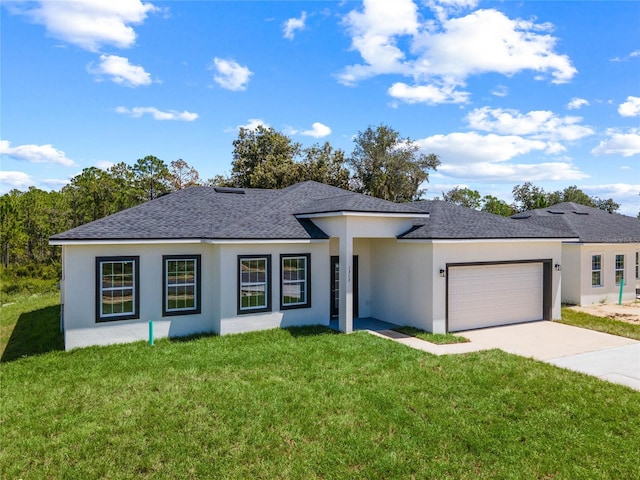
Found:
[218,242,330,335]
[61,243,217,350]
[430,240,563,333]
[560,244,581,304]
[61,241,330,348]
[575,243,639,305]
[369,239,434,331]
[311,215,415,240]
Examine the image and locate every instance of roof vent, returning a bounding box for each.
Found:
[548,210,564,215]
[214,187,245,194]
[572,211,589,215]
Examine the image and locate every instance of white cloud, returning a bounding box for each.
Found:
[611,50,640,62]
[582,183,640,200]
[88,54,152,87]
[491,85,508,97]
[212,58,252,91]
[338,0,419,85]
[0,140,76,166]
[283,11,307,40]
[9,0,158,52]
[0,171,34,191]
[116,106,198,121]
[429,0,479,22]
[233,119,269,132]
[438,161,587,182]
[388,82,470,104]
[466,107,594,141]
[301,122,332,138]
[416,131,586,182]
[412,9,576,83]
[591,129,640,157]
[567,97,589,110]
[41,178,71,189]
[96,160,115,169]
[581,183,640,216]
[338,2,576,105]
[418,131,551,163]
[618,96,640,117]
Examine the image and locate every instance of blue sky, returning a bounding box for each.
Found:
[2,0,639,215]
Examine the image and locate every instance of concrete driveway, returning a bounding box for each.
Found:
[459,321,640,391]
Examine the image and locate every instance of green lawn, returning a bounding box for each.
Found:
[392,326,469,344]
[560,306,640,341]
[2,296,639,479]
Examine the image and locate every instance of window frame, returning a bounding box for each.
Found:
[95,256,140,323]
[280,254,311,310]
[635,251,639,280]
[237,255,272,314]
[591,254,602,287]
[162,254,201,317]
[615,254,625,286]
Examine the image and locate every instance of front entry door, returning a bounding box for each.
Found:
[330,256,358,319]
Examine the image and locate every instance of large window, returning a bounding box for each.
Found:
[281,254,310,309]
[238,255,271,314]
[96,256,139,322]
[615,254,625,286]
[591,254,602,287]
[163,255,201,316]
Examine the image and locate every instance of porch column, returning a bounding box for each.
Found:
[338,220,354,333]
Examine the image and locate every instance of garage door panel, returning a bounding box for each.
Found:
[448,263,544,332]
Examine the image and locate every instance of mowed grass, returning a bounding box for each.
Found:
[560,306,640,341]
[392,326,469,344]
[0,292,63,361]
[2,297,640,479]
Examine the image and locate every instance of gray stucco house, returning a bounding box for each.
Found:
[512,202,640,305]
[51,181,571,350]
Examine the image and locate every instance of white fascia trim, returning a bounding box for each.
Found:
[398,238,577,244]
[50,238,207,246]
[296,212,429,219]
[570,242,640,247]
[204,239,327,245]
[50,238,328,246]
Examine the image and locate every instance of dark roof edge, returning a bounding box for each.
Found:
[295,209,425,216]
[50,236,329,243]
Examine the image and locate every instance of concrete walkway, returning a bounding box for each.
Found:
[369,321,640,391]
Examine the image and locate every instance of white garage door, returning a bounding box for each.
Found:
[448,262,544,332]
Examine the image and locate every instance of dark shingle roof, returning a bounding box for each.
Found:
[511,202,640,243]
[399,200,568,240]
[50,181,424,242]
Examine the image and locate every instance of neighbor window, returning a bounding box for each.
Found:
[163,255,201,316]
[96,256,139,322]
[615,254,625,286]
[591,254,602,287]
[281,254,310,309]
[238,255,271,313]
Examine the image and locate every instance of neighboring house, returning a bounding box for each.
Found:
[512,202,640,305]
[50,181,569,350]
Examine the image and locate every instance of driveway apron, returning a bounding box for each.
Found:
[459,322,640,391]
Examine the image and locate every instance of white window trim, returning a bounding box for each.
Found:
[238,255,271,314]
[96,256,139,322]
[281,254,310,309]
[163,255,201,316]
[614,253,625,287]
[591,253,603,288]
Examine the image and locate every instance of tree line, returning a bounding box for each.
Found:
[440,183,621,216]
[0,123,627,277]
